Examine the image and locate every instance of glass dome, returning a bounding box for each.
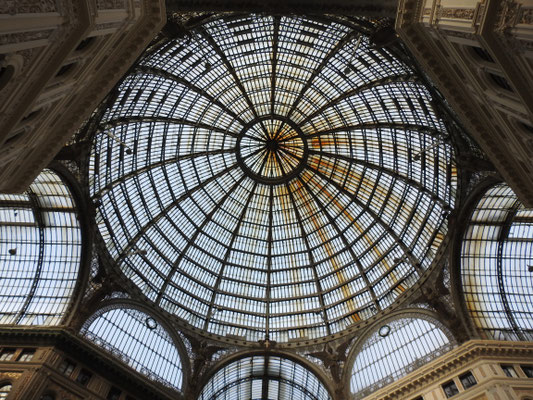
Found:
[89,15,457,342]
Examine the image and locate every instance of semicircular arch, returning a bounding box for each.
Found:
[344,309,456,398]
[80,300,189,391]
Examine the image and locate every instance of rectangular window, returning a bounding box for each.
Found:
[442,381,460,398]
[17,349,35,362]
[76,368,92,386]
[521,365,533,378]
[501,365,518,378]
[459,372,477,389]
[0,349,15,361]
[107,387,122,400]
[59,359,76,377]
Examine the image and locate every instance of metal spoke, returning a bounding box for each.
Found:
[203,180,260,330]
[284,180,332,334]
[283,29,358,122]
[135,65,247,127]
[307,149,449,207]
[306,164,420,271]
[115,163,241,263]
[155,175,247,304]
[199,27,268,132]
[296,175,381,313]
[93,148,236,199]
[299,74,417,126]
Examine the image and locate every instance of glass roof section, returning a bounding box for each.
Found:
[82,307,184,389]
[198,355,331,400]
[0,169,82,325]
[461,183,533,341]
[89,15,457,342]
[350,317,453,397]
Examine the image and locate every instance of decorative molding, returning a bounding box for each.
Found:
[366,340,533,400]
[0,0,58,14]
[0,0,166,193]
[495,0,522,33]
[439,8,475,20]
[0,327,180,400]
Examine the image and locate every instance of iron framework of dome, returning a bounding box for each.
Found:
[89,14,458,344]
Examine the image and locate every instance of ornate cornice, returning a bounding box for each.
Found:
[364,340,533,400]
[0,327,181,400]
[165,0,397,17]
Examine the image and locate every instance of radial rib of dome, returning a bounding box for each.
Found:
[89,15,457,343]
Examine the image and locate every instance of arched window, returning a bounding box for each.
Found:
[0,169,83,325]
[81,307,184,390]
[0,383,11,399]
[199,355,331,400]
[461,183,533,340]
[350,316,454,397]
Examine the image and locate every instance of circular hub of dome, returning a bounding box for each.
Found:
[236,117,308,185]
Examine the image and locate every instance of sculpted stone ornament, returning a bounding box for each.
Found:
[186,334,224,389]
[496,0,521,33]
[307,338,352,383]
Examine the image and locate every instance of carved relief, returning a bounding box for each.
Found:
[519,7,533,25]
[0,30,53,46]
[0,372,21,380]
[0,0,58,14]
[496,0,522,33]
[96,0,127,9]
[439,8,475,20]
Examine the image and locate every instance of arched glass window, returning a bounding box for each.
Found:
[461,183,533,340]
[199,355,331,400]
[0,169,82,325]
[350,316,453,397]
[0,384,11,399]
[89,14,457,343]
[81,307,183,389]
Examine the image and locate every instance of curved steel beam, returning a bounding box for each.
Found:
[135,65,247,128]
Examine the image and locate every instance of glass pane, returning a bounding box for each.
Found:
[0,169,82,326]
[89,15,456,342]
[198,355,331,400]
[82,307,183,389]
[351,317,454,396]
[461,183,533,340]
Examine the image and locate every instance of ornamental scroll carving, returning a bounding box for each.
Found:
[519,8,533,25]
[0,372,21,381]
[439,8,475,20]
[496,0,522,33]
[0,0,57,14]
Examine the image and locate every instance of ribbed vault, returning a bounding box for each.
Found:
[89,15,457,343]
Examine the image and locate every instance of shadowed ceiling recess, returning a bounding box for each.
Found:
[89,15,457,343]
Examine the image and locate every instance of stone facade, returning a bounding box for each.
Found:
[396,0,533,207]
[0,0,166,193]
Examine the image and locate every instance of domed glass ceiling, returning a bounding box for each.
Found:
[90,15,457,343]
